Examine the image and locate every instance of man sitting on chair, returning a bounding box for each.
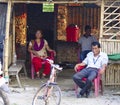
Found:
[73,41,108,98]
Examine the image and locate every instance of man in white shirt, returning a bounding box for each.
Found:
[73,42,108,98]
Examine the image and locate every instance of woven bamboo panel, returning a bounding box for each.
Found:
[55,41,78,63]
[100,39,120,55]
[105,64,120,86]
[100,39,120,86]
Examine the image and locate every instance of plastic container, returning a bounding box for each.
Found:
[66,24,80,42]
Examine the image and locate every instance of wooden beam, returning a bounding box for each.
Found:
[0,0,101,4]
[4,0,12,83]
[0,0,7,3]
[7,0,100,4]
[101,39,120,42]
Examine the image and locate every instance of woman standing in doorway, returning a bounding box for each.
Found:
[28,30,55,78]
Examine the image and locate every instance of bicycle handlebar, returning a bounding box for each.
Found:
[46,59,63,71]
[51,64,63,71]
[46,59,54,64]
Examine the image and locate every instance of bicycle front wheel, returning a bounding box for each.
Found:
[32,84,61,105]
[0,89,9,105]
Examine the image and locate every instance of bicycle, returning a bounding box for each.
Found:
[32,59,63,105]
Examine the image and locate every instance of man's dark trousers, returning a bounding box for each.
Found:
[73,67,98,95]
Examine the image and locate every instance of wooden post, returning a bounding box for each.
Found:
[99,0,105,89]
[4,0,12,83]
[12,7,16,64]
[99,0,104,39]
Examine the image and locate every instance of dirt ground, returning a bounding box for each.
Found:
[8,69,120,105]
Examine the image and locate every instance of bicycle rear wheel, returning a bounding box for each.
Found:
[0,89,9,105]
[32,84,61,105]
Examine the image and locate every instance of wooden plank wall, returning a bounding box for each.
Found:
[67,6,100,38]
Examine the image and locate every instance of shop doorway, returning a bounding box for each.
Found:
[14,4,56,75]
[27,4,55,49]
[14,4,56,60]
[26,4,56,75]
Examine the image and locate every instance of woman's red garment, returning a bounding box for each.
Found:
[32,57,51,75]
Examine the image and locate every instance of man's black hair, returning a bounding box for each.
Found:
[92,41,101,48]
[85,25,91,31]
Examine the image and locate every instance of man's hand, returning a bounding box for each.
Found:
[32,50,39,57]
[51,50,56,56]
[46,44,56,57]
[32,50,37,54]
[99,69,105,74]
[74,63,86,72]
[74,64,80,72]
[99,64,107,74]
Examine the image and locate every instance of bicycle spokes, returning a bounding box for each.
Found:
[33,84,61,105]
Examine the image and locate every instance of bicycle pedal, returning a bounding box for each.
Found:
[37,96,45,100]
[49,82,57,85]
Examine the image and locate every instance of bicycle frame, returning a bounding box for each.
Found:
[32,59,62,105]
[43,60,62,101]
[44,66,57,99]
[46,59,62,86]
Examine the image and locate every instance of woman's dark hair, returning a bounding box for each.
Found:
[92,41,101,48]
[36,30,43,35]
[85,25,91,31]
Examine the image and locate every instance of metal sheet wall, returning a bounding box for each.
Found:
[0,4,7,37]
[0,3,7,63]
[67,6,100,38]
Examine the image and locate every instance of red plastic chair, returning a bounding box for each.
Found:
[74,66,103,97]
[30,51,54,79]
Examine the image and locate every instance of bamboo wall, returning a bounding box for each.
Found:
[105,64,120,86]
[100,39,120,55]
[100,39,120,86]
